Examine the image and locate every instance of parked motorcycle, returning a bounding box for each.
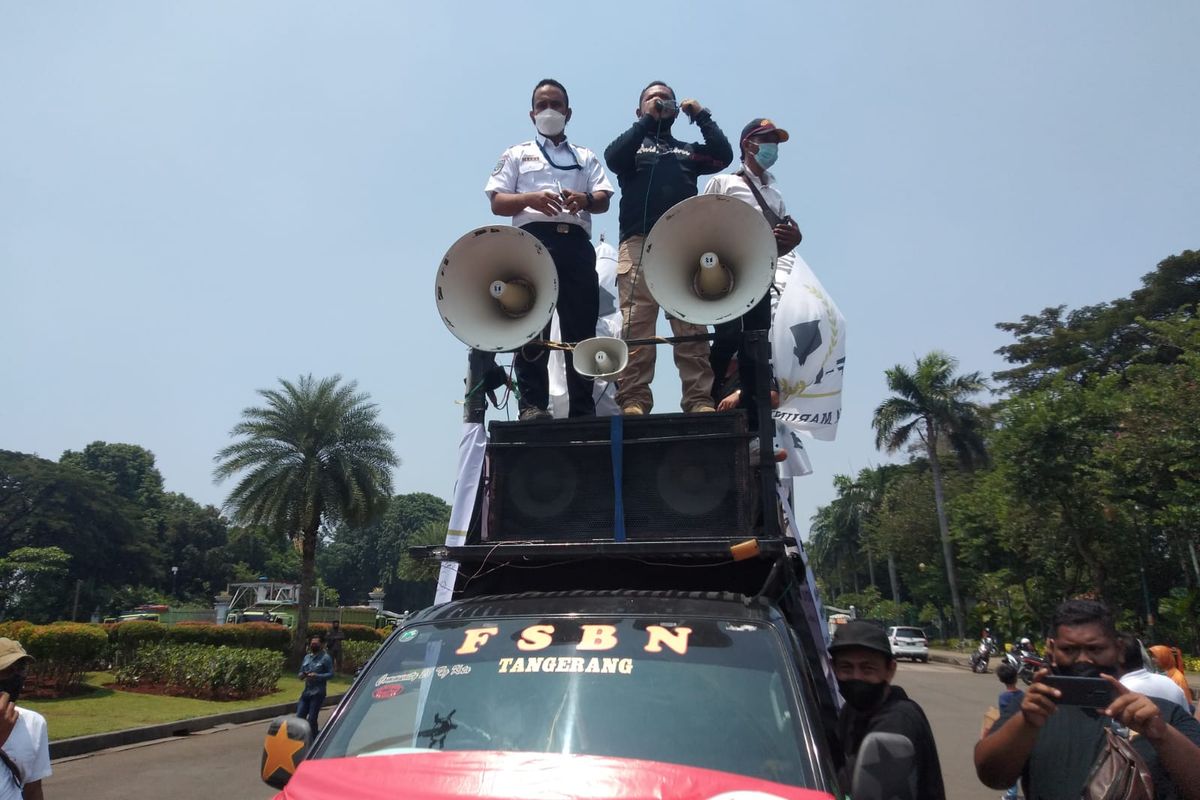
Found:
[1010,637,1046,684]
[969,636,998,673]
[1016,650,1046,685]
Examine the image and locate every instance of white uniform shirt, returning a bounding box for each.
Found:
[1120,668,1192,711]
[703,166,795,307]
[1,707,51,794]
[703,167,788,221]
[484,134,613,236]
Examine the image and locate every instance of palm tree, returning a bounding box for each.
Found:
[872,351,988,640]
[214,375,398,666]
[852,464,907,604]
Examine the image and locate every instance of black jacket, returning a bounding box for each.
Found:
[603,110,732,242]
[835,684,947,800]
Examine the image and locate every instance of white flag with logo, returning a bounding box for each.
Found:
[771,253,845,441]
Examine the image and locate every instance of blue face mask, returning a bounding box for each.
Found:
[752,142,779,170]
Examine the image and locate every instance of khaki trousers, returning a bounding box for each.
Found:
[615,235,714,413]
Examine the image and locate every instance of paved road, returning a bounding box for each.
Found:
[894,659,1003,800]
[46,662,1000,799]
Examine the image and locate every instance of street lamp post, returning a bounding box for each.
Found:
[171,565,179,599]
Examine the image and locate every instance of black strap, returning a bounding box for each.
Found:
[0,747,23,790]
[534,139,582,171]
[736,169,784,228]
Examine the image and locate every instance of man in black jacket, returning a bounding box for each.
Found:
[603,81,732,416]
[830,621,946,800]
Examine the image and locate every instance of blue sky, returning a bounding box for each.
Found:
[3,2,1197,532]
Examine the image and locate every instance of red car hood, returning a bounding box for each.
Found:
[275,750,834,800]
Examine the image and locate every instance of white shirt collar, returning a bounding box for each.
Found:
[741,162,774,187]
[536,132,570,150]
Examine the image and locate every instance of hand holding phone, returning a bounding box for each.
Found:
[1041,675,1117,707]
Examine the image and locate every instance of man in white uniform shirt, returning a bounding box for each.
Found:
[0,639,50,800]
[702,118,802,431]
[485,79,614,420]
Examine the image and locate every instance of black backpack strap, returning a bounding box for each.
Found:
[736,169,784,228]
[0,747,23,789]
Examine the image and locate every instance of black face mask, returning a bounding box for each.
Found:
[838,679,888,712]
[0,673,25,703]
[1053,661,1117,679]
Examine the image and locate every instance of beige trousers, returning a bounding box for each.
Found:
[615,235,714,413]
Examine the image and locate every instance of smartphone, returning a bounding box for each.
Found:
[1041,675,1116,707]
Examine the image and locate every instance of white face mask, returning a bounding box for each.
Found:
[534,109,567,137]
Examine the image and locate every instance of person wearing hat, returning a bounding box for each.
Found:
[829,621,945,800]
[0,638,50,799]
[702,118,802,432]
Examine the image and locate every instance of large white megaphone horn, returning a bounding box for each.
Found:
[435,226,559,352]
[572,336,629,379]
[640,194,777,326]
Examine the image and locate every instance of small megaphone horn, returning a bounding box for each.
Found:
[641,194,776,326]
[694,252,733,299]
[435,226,559,352]
[572,336,629,379]
[490,279,535,316]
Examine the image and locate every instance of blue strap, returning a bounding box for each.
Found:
[610,415,626,542]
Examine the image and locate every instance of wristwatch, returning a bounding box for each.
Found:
[585,191,594,209]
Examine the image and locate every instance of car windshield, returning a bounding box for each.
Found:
[893,628,924,638]
[316,614,820,788]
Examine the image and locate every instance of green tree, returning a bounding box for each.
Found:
[213,375,398,666]
[988,377,1126,599]
[397,520,451,585]
[59,442,166,512]
[319,492,450,608]
[0,450,160,619]
[994,250,1199,392]
[872,351,989,639]
[0,546,71,621]
[161,493,236,601]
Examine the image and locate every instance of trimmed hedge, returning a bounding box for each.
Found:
[166,622,290,652]
[340,640,382,674]
[115,643,283,700]
[0,620,35,644]
[109,620,166,665]
[306,622,382,642]
[23,623,110,692]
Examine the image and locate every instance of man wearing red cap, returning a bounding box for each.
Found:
[0,638,50,799]
[702,118,802,431]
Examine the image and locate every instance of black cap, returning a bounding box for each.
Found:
[740,118,790,144]
[829,621,893,659]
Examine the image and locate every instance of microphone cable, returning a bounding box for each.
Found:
[621,112,667,339]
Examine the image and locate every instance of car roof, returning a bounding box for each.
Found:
[408,590,781,625]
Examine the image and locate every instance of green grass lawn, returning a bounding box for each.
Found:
[22,672,354,741]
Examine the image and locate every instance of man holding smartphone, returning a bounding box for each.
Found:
[975,599,1200,799]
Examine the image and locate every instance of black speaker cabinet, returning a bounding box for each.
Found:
[483,412,752,542]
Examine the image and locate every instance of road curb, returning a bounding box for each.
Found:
[928,651,969,668]
[49,692,345,760]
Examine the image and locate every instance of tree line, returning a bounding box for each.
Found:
[809,249,1200,653]
[0,416,447,632]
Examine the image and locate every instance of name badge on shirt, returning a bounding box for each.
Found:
[518,157,545,174]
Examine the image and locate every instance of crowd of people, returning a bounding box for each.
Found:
[832,599,1200,800]
[483,78,804,431]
